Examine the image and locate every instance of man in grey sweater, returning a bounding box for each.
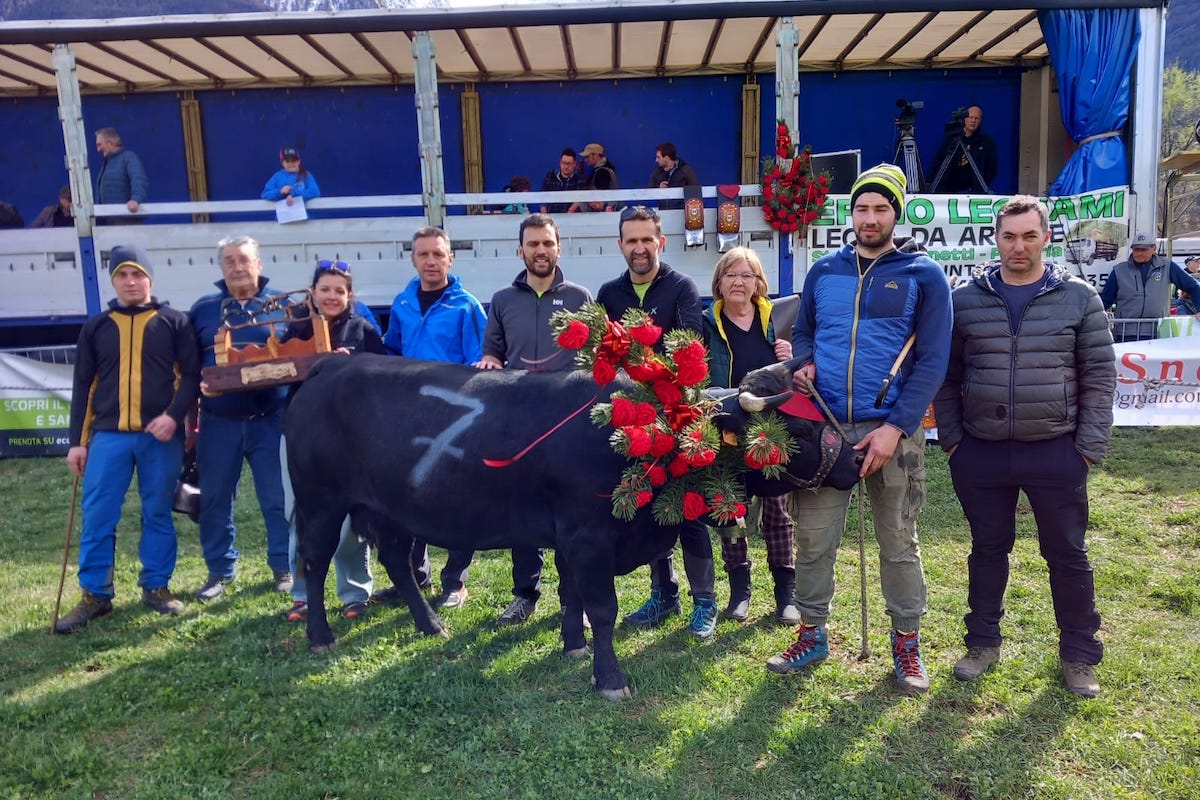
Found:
[933,195,1116,698]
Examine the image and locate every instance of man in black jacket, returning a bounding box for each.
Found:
[596,206,718,639]
[539,148,586,214]
[933,195,1116,698]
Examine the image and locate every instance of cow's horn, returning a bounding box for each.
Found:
[739,389,793,412]
[780,356,806,373]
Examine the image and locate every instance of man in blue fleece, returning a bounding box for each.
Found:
[766,163,952,695]
[379,226,487,610]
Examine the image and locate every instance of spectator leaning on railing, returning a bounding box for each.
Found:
[1098,231,1200,342]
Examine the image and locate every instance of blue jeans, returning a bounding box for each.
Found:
[197,409,291,578]
[78,430,183,597]
[280,437,372,604]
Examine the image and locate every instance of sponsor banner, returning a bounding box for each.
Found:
[0,354,73,457]
[804,187,1130,291]
[1113,331,1200,425]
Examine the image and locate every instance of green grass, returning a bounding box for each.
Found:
[2,428,1198,799]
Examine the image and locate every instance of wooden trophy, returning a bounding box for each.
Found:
[201,290,335,392]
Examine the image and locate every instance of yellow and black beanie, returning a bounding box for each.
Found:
[850,163,906,217]
[109,244,153,283]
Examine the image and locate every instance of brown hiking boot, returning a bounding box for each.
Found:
[953,646,1000,681]
[55,591,114,634]
[1061,659,1100,698]
[142,587,184,616]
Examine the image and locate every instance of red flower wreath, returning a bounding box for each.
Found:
[761,120,830,235]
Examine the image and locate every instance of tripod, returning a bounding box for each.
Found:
[893,129,925,193]
[930,134,990,193]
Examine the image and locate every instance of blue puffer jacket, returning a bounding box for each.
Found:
[382,274,487,364]
[96,148,148,205]
[792,238,952,436]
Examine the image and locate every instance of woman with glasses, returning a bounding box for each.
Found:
[702,247,800,625]
[262,146,321,205]
[279,260,383,622]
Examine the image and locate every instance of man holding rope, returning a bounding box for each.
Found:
[766,164,951,695]
[56,245,199,633]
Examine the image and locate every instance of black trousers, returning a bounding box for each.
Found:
[949,434,1103,664]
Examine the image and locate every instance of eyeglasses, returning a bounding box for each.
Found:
[317,259,351,274]
[722,273,757,284]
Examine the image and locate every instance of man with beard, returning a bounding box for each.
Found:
[766,164,952,695]
[596,206,720,640]
[474,213,593,625]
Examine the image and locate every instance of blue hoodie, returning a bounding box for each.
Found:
[383,274,486,364]
[792,238,952,436]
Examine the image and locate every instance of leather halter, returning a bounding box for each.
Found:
[775,422,846,490]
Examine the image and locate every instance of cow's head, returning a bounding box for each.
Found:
[711,358,861,494]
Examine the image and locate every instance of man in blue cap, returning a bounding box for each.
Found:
[57,245,200,633]
[1099,231,1200,341]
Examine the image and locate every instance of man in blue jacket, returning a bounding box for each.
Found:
[1098,231,1200,341]
[767,163,952,695]
[95,127,148,224]
[188,236,294,601]
[379,226,487,609]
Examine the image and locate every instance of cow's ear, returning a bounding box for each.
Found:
[712,411,746,438]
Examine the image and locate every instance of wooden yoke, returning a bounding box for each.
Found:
[203,290,335,392]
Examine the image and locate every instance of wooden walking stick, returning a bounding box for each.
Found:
[50,474,81,634]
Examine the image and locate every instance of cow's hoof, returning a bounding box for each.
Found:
[590,676,632,700]
[564,645,589,660]
[309,641,336,655]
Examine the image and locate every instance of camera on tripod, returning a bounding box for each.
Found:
[895,98,924,136]
[946,106,970,133]
[892,99,926,191]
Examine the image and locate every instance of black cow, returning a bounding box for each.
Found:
[285,354,858,699]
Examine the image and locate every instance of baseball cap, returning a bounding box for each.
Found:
[1185,255,1199,264]
[580,143,605,157]
[1130,231,1156,249]
[279,146,301,161]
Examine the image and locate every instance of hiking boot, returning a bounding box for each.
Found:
[688,597,719,640]
[434,587,469,610]
[54,591,114,634]
[953,646,1000,681]
[725,565,751,623]
[1061,659,1100,698]
[196,575,232,602]
[766,624,829,674]
[622,588,681,628]
[343,601,367,621]
[891,629,930,695]
[142,587,184,616]
[496,596,537,627]
[285,601,308,622]
[273,571,294,593]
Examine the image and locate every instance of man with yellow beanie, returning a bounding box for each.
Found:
[765,163,952,694]
[56,244,200,633]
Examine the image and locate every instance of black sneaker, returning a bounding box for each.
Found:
[496,596,538,627]
[273,571,294,593]
[196,575,232,602]
[142,587,184,615]
[55,591,114,634]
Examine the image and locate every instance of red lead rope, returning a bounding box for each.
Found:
[481,395,599,468]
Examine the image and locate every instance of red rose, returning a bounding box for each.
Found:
[818,174,828,185]
[635,490,653,508]
[633,402,658,426]
[653,380,683,406]
[674,341,706,366]
[733,502,747,519]
[767,446,784,465]
[744,450,767,469]
[675,360,708,387]
[776,122,788,136]
[647,466,667,487]
[557,319,591,350]
[610,396,636,427]
[682,491,709,521]
[668,455,691,478]
[592,358,617,385]
[687,448,716,468]
[628,323,662,347]
[625,360,667,383]
[649,431,675,458]
[625,426,652,457]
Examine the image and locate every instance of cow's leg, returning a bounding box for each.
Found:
[553,549,588,657]
[297,506,342,654]
[564,545,629,700]
[371,521,446,638]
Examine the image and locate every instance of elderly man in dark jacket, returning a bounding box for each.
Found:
[933,195,1116,699]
